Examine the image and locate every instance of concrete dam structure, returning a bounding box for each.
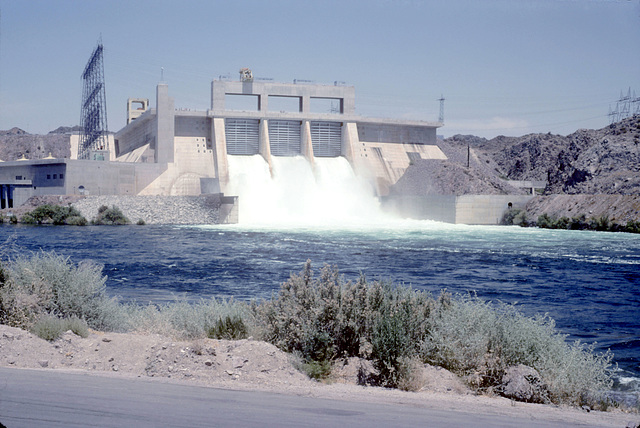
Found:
[112,77,445,199]
[0,71,529,224]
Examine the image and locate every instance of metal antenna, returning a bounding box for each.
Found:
[78,39,109,160]
[438,95,445,123]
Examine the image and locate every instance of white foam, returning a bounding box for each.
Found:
[226,155,394,227]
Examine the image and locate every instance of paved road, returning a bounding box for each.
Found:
[0,367,612,427]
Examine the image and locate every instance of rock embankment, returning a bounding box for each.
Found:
[525,194,640,224]
[72,195,225,225]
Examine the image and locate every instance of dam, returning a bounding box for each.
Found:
[112,74,445,199]
[0,69,530,224]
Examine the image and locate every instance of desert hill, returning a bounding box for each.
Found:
[0,126,77,161]
[445,115,640,195]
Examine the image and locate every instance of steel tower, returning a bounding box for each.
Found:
[78,41,108,160]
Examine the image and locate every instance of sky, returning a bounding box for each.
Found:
[0,0,639,139]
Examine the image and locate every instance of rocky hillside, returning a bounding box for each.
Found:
[389,141,525,196]
[447,115,640,195]
[0,126,78,161]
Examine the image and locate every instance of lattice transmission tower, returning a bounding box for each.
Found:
[438,95,445,123]
[609,88,639,124]
[78,41,109,160]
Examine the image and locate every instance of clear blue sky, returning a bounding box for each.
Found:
[1,0,639,138]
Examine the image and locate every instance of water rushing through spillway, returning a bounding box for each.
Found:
[226,155,388,226]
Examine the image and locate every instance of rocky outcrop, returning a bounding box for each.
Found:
[389,159,523,196]
[500,365,548,403]
[449,116,640,195]
[389,136,525,196]
[525,194,640,224]
[0,127,73,161]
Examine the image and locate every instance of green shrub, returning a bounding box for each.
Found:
[17,204,87,226]
[368,283,432,388]
[537,213,555,229]
[31,314,89,341]
[624,220,640,234]
[30,204,57,223]
[136,219,146,225]
[19,213,37,224]
[501,208,528,226]
[9,215,17,224]
[0,251,123,331]
[66,215,88,226]
[554,216,570,229]
[257,261,433,388]
[501,208,522,225]
[208,314,248,340]
[588,215,610,232]
[513,210,529,227]
[568,214,588,230]
[300,359,334,380]
[122,296,255,340]
[422,295,613,405]
[92,205,130,225]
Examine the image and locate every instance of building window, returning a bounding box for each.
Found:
[53,174,57,179]
[15,176,22,180]
[60,173,64,179]
[47,174,51,179]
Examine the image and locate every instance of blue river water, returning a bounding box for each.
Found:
[1,222,639,391]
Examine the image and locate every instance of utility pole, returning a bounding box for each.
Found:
[438,95,445,123]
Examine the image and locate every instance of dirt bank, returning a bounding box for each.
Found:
[0,325,637,427]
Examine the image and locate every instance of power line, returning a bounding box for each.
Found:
[609,87,639,124]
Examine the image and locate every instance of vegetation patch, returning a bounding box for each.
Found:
[91,205,130,225]
[31,314,89,341]
[0,254,617,408]
[17,204,88,226]
[502,209,640,234]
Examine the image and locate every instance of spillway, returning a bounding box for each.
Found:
[226,155,388,226]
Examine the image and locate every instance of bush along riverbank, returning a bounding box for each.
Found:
[0,253,622,410]
[501,208,640,233]
[0,204,141,226]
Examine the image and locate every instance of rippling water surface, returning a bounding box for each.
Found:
[2,222,639,390]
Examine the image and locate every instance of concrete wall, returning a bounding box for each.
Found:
[156,83,175,164]
[455,195,533,224]
[382,194,535,225]
[114,114,156,159]
[64,160,137,196]
[356,122,437,145]
[211,80,356,115]
[383,194,457,223]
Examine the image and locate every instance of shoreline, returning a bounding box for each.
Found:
[0,324,638,427]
